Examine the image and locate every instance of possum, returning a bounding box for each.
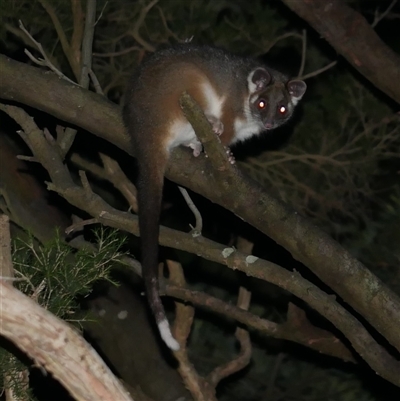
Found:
[123,44,307,350]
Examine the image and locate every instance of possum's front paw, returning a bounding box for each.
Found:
[225,147,236,164]
[206,114,224,136]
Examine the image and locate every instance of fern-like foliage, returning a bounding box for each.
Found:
[11,227,123,318]
[0,227,126,400]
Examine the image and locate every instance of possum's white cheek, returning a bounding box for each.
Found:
[232,116,265,144]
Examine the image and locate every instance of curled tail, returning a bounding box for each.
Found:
[136,150,180,351]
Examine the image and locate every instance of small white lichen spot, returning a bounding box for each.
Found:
[98,309,106,317]
[245,255,259,265]
[222,247,235,258]
[117,310,128,320]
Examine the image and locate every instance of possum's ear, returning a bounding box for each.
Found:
[287,80,307,104]
[248,68,272,93]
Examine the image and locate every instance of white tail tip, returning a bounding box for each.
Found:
[158,319,180,351]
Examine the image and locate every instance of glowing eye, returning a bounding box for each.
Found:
[258,99,266,109]
[279,106,287,114]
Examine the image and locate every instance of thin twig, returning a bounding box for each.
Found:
[80,0,97,88]
[37,0,80,78]
[89,69,104,94]
[65,218,99,235]
[19,20,78,85]
[178,186,203,235]
[95,1,109,25]
[93,46,142,57]
[70,0,85,77]
[265,31,303,53]
[299,60,337,80]
[156,5,181,41]
[298,29,307,77]
[130,0,158,52]
[372,0,398,28]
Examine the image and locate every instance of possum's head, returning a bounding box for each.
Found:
[248,68,307,130]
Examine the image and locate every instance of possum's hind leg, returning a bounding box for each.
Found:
[205,114,224,136]
[188,140,203,157]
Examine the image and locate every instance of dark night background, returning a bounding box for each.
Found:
[0,0,399,400]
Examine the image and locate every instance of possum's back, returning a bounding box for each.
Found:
[123,45,257,149]
[124,44,256,113]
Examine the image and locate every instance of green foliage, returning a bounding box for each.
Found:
[0,227,125,399]
[0,354,37,401]
[11,228,123,319]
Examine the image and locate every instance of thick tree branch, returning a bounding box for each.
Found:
[0,55,127,150]
[0,282,133,401]
[1,56,400,365]
[280,0,400,104]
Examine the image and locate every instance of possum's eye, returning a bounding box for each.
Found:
[278,105,287,115]
[257,99,267,109]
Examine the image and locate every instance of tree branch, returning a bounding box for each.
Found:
[0,282,133,401]
[280,0,400,104]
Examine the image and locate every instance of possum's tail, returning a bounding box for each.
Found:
[136,149,180,351]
